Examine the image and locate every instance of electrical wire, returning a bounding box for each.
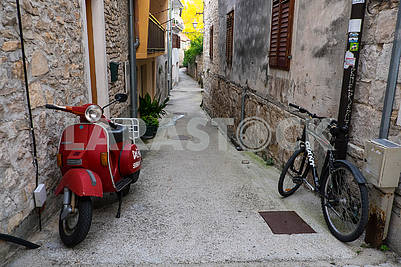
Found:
[15,0,41,231]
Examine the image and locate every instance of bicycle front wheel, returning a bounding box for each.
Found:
[321,161,369,242]
[278,148,307,197]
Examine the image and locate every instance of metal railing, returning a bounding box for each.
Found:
[148,14,165,52]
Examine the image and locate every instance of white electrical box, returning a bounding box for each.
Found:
[363,139,401,188]
[34,184,47,208]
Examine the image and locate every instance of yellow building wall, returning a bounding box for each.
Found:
[137,58,157,100]
[136,0,168,60]
[136,0,150,59]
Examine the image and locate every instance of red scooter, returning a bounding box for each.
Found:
[46,93,141,247]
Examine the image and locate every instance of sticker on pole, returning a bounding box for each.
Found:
[350,42,359,52]
[352,0,365,4]
[349,37,358,43]
[348,19,362,33]
[344,51,356,69]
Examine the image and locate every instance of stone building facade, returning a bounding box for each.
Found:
[104,0,131,117]
[203,0,401,252]
[0,0,137,261]
[187,53,203,84]
[0,0,89,260]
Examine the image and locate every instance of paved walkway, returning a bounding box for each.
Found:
[6,69,400,266]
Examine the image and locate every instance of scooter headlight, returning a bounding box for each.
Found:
[85,105,103,123]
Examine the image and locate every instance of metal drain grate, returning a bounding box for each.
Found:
[259,211,316,235]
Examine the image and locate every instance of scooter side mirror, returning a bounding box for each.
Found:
[115,93,128,103]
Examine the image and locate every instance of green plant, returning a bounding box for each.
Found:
[266,158,275,166]
[183,35,203,67]
[142,115,159,127]
[139,93,169,118]
[380,244,389,252]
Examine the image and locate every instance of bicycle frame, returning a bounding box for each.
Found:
[296,120,336,194]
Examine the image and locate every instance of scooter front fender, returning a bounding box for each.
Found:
[55,169,103,197]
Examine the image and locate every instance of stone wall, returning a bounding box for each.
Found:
[104,0,130,118]
[0,0,88,261]
[359,0,401,253]
[203,0,401,253]
[203,0,218,108]
[187,53,203,85]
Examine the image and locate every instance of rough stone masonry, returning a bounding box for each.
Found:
[0,0,88,260]
[0,0,132,261]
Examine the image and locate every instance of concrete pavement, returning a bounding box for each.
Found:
[5,69,401,266]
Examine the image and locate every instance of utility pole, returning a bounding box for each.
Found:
[335,0,367,159]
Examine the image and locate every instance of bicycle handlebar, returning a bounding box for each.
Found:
[289,103,323,118]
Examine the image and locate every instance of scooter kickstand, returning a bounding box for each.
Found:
[116,192,122,218]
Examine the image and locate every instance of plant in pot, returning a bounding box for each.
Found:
[139,93,169,139]
[142,115,159,138]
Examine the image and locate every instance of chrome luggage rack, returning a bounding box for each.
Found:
[111,118,140,143]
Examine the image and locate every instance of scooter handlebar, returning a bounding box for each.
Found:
[45,104,66,111]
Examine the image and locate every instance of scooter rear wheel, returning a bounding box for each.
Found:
[59,196,92,247]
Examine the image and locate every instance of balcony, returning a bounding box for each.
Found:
[147,14,165,53]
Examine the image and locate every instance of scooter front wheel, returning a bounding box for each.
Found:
[59,196,92,247]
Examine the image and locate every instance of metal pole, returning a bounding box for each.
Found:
[335,1,367,159]
[379,2,401,139]
[129,0,139,118]
[167,1,170,95]
[169,0,173,94]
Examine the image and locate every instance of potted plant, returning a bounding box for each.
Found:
[142,115,159,138]
[139,93,169,139]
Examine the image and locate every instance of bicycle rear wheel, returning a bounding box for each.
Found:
[320,161,369,242]
[278,148,307,197]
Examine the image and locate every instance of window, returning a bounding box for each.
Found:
[269,0,295,70]
[172,34,181,49]
[226,11,234,68]
[210,26,214,61]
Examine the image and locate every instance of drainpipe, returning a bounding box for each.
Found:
[168,0,173,95]
[241,83,248,122]
[379,1,401,139]
[129,0,139,118]
[170,0,173,91]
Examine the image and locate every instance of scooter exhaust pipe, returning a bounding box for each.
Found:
[60,188,72,220]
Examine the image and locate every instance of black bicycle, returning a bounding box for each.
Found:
[278,103,369,242]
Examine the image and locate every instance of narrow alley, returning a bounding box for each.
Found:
[5,70,395,266]
[6,70,400,266]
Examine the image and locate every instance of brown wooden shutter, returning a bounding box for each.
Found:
[172,34,180,49]
[226,11,234,68]
[210,26,214,61]
[269,0,295,70]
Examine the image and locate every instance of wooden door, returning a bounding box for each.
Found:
[86,0,97,104]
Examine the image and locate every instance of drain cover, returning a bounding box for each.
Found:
[259,211,316,235]
[169,135,192,140]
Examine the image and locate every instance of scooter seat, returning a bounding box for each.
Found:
[107,124,129,144]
